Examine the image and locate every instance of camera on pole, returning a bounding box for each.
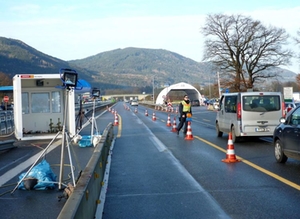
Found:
[91,88,100,98]
[61,69,78,88]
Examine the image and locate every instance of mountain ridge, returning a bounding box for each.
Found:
[0,37,297,92]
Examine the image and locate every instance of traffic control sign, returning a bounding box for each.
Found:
[3,96,9,102]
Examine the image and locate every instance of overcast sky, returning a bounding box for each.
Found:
[1,0,299,73]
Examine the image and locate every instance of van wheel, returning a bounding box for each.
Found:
[216,123,223,137]
[274,139,288,163]
[231,126,239,143]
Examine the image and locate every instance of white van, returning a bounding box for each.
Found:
[216,92,285,142]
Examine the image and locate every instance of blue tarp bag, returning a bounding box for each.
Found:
[78,135,93,147]
[18,159,57,190]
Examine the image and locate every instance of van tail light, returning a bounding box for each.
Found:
[237,103,241,120]
[282,102,285,117]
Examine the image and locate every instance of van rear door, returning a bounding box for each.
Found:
[241,93,282,137]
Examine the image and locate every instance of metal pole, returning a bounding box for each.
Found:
[65,133,76,186]
[217,71,221,98]
[209,76,211,99]
[59,89,69,190]
[153,76,155,104]
[91,97,95,137]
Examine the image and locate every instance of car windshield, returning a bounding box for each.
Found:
[287,107,300,125]
[242,95,280,112]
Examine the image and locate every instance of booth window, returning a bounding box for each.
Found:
[51,91,61,113]
[22,92,29,114]
[31,92,50,113]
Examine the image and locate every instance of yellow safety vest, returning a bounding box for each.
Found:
[181,101,191,112]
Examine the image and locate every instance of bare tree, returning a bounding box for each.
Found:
[296,74,300,90]
[295,29,300,44]
[295,28,300,64]
[201,14,293,92]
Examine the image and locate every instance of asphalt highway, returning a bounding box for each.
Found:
[1,102,300,219]
[102,102,300,219]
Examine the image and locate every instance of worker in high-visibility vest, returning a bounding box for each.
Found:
[176,95,192,136]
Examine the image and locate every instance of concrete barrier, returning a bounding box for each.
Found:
[57,122,114,219]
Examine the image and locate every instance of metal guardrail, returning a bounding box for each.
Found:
[139,101,180,112]
[57,122,114,219]
[0,110,14,136]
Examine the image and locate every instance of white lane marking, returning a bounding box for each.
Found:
[0,140,61,187]
[134,114,167,152]
[0,153,31,171]
[95,138,115,219]
[149,136,166,152]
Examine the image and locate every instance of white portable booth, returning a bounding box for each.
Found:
[13,74,76,141]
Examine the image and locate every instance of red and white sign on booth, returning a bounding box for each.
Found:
[3,96,9,102]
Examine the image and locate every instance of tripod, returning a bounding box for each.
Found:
[11,88,76,193]
[75,95,90,131]
[77,96,100,147]
[90,97,100,144]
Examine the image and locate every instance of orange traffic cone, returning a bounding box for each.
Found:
[113,114,119,126]
[222,132,240,163]
[166,114,171,127]
[145,109,148,116]
[152,112,156,121]
[184,121,194,140]
[171,117,177,132]
[175,107,178,114]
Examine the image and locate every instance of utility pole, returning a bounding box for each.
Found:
[152,76,155,104]
[217,71,221,98]
[209,76,211,99]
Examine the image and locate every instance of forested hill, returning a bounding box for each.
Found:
[0,37,297,91]
[68,47,212,88]
[0,37,94,84]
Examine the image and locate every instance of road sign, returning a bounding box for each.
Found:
[283,87,293,102]
[3,96,9,102]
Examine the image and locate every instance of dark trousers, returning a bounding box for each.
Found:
[177,116,188,133]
